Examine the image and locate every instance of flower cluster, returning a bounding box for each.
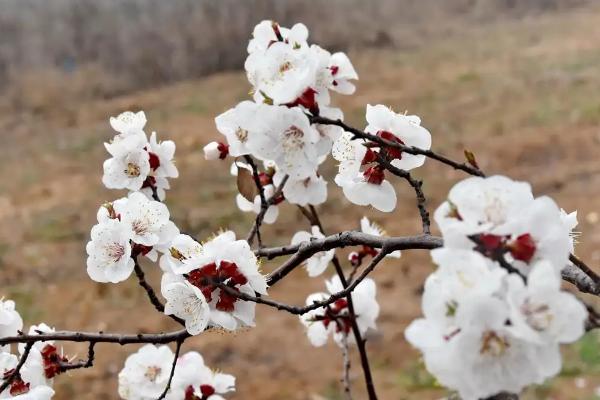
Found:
[333,105,431,212]
[161,231,267,333]
[103,111,178,201]
[405,175,587,400]
[86,191,178,283]
[0,301,60,399]
[118,345,235,400]
[205,21,432,214]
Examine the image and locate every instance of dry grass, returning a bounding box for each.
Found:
[1,4,600,400]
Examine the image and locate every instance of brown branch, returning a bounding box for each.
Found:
[157,339,184,400]
[246,174,289,247]
[332,249,383,400]
[0,329,189,347]
[133,258,165,313]
[265,232,442,286]
[59,341,96,372]
[569,253,600,285]
[309,115,484,177]
[376,156,431,234]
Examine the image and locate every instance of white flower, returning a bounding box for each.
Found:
[365,104,431,171]
[86,219,134,283]
[110,111,147,136]
[171,231,267,331]
[291,226,334,277]
[166,351,235,400]
[247,20,309,54]
[246,106,321,179]
[245,42,318,106]
[0,300,23,346]
[104,131,148,159]
[161,277,210,335]
[434,175,572,274]
[147,132,178,180]
[311,46,358,105]
[159,234,203,273]
[506,260,587,344]
[333,132,396,212]
[300,276,379,347]
[120,192,174,248]
[273,171,327,206]
[434,175,534,249]
[235,184,279,224]
[418,248,506,338]
[103,147,151,191]
[214,101,269,157]
[406,296,560,400]
[118,345,174,400]
[328,52,358,95]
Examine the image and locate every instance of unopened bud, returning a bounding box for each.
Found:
[203,141,229,160]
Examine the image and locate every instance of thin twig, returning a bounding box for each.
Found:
[332,253,382,400]
[266,233,441,286]
[246,175,289,247]
[59,342,96,372]
[157,339,184,400]
[340,334,352,400]
[310,115,484,177]
[376,156,431,235]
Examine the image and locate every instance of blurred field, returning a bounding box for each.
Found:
[2,2,600,400]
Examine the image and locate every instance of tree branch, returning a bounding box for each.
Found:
[310,115,484,177]
[265,233,442,286]
[0,329,190,347]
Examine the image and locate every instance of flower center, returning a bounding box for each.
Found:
[279,61,293,74]
[131,219,150,236]
[480,330,509,357]
[521,299,552,332]
[144,366,162,382]
[282,125,305,153]
[126,162,141,177]
[235,127,249,143]
[105,242,126,263]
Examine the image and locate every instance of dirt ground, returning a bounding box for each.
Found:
[2,5,600,400]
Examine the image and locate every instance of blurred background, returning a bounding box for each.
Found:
[1,0,600,399]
